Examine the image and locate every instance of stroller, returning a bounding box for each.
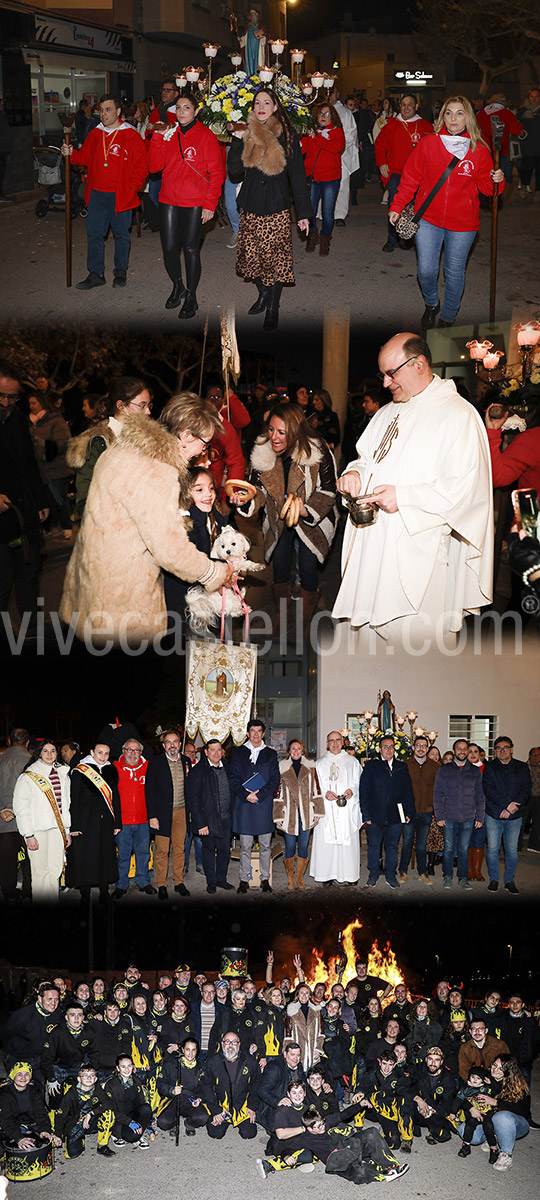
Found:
[33,145,86,219]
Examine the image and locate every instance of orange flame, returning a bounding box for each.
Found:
[295,919,404,994]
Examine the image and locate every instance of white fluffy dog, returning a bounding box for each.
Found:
[186,525,264,632]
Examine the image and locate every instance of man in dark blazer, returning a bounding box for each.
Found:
[359,736,415,889]
[145,729,191,900]
[186,740,233,894]
[230,720,280,895]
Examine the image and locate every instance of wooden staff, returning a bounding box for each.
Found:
[489,116,505,323]
[64,127,72,287]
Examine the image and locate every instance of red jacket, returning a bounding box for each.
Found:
[148,120,224,211]
[476,107,524,156]
[70,123,148,214]
[390,133,502,232]
[375,114,432,175]
[301,126,346,182]
[210,416,245,496]
[114,756,149,826]
[146,104,177,139]
[219,392,250,434]
[487,426,540,493]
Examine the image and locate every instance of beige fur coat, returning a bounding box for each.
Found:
[274,756,325,836]
[59,415,227,645]
[245,436,338,564]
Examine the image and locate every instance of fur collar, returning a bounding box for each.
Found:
[251,436,323,474]
[241,111,286,176]
[116,414,187,472]
[280,756,316,775]
[66,420,117,469]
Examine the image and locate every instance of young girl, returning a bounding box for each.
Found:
[457,1065,499,1162]
[163,467,235,633]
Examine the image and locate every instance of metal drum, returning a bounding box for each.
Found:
[220,947,248,978]
[5,1139,54,1182]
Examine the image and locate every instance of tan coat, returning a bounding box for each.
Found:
[246,437,337,565]
[274,757,325,836]
[285,1000,324,1072]
[59,415,227,645]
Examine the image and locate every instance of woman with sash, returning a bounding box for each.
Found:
[65,742,122,904]
[13,740,71,902]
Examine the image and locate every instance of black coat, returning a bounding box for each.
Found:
[65,762,121,888]
[255,1054,306,1128]
[0,406,49,545]
[360,757,415,826]
[0,1079,51,1141]
[41,1021,95,1083]
[207,1006,258,1058]
[102,1073,148,1123]
[87,1015,132,1073]
[199,1049,259,1124]
[228,125,312,220]
[2,1003,60,1070]
[145,752,191,840]
[185,756,232,838]
[54,1081,112,1138]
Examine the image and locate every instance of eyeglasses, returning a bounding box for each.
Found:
[0,391,19,402]
[377,355,418,382]
[129,400,153,412]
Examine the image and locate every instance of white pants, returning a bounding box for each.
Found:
[28,828,64,901]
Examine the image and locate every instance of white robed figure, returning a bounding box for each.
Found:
[331,91,359,222]
[310,732,362,883]
[333,333,493,639]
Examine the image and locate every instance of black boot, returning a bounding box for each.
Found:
[263,283,283,332]
[421,302,440,331]
[178,292,198,319]
[248,278,271,315]
[165,280,186,309]
[427,852,436,877]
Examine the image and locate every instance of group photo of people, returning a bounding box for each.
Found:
[1,713,538,904]
[0,952,538,1185]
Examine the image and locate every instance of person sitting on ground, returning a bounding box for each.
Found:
[155,1037,208,1137]
[54,1062,115,1159]
[102,1054,154,1149]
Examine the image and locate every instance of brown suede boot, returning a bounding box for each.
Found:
[467,848,475,880]
[319,234,331,256]
[472,848,485,881]
[306,231,318,252]
[299,588,319,638]
[284,857,296,890]
[296,857,309,889]
[271,582,292,636]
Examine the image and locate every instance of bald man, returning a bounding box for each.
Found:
[333,332,493,641]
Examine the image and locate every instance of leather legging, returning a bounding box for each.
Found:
[159,203,203,292]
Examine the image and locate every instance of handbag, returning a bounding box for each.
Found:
[305,147,322,187]
[394,155,460,240]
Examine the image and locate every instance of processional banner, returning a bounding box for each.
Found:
[185,640,257,745]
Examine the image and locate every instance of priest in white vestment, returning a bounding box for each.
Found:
[333,332,493,638]
[310,732,362,884]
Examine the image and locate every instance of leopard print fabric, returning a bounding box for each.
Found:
[236,208,295,286]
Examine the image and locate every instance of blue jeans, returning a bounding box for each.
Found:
[485,813,522,884]
[184,831,203,871]
[272,527,318,591]
[86,189,132,276]
[386,173,401,245]
[399,811,432,876]
[224,153,240,234]
[460,1112,529,1156]
[415,219,476,321]
[283,813,310,859]
[366,822,401,882]
[115,823,150,891]
[310,178,341,237]
[442,818,473,879]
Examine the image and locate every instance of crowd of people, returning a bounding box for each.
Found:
[6,324,539,647]
[0,961,537,1182]
[0,714,538,904]
[53,80,540,330]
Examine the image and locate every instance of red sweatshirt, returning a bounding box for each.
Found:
[301,126,346,182]
[476,107,524,156]
[487,426,540,493]
[69,123,148,213]
[375,114,432,175]
[147,120,224,211]
[210,417,245,496]
[219,392,250,433]
[114,756,149,825]
[389,133,502,232]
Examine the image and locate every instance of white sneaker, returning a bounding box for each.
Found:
[137,1136,149,1149]
[492,1152,512,1170]
[226,232,238,248]
[297,1163,315,1173]
[384,1164,410,1181]
[480,1142,490,1152]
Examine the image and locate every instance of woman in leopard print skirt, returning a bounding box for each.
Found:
[228,88,313,331]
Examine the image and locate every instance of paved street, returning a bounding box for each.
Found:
[1,184,539,333]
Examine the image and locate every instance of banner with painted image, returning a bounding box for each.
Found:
[185,640,257,745]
